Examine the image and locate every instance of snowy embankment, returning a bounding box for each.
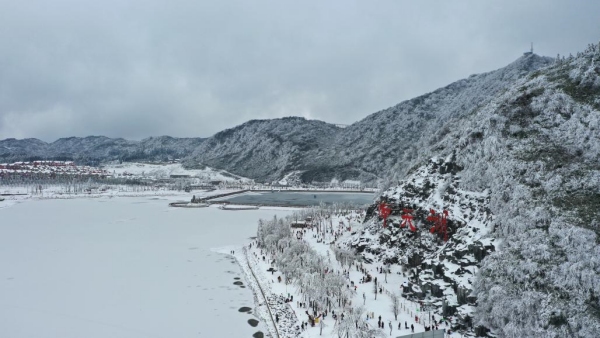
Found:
[239,248,280,338]
[0,185,243,205]
[246,208,456,338]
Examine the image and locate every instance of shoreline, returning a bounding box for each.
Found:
[234,244,304,338]
[233,247,281,338]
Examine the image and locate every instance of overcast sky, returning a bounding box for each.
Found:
[1,0,598,141]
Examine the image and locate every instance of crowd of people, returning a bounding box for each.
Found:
[252,209,452,337]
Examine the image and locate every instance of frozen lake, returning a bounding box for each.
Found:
[0,197,291,338]
[217,191,375,206]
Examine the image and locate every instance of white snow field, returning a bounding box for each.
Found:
[0,197,291,338]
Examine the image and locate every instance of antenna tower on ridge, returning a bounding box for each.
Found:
[524,43,534,56]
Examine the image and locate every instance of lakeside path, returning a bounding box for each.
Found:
[239,211,457,338]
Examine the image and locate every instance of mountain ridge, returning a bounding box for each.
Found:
[0,135,205,164]
[0,53,568,185]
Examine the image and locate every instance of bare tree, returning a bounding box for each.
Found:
[390,293,400,320]
[373,280,378,300]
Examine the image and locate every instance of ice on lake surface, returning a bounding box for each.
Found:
[0,197,291,338]
[217,191,375,206]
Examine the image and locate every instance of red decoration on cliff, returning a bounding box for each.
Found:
[427,209,449,241]
[378,202,392,227]
[401,208,417,232]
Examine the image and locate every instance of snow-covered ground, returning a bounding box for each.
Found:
[0,197,292,338]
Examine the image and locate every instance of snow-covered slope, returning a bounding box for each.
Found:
[299,54,555,184]
[183,116,343,182]
[341,156,494,334]
[344,44,600,337]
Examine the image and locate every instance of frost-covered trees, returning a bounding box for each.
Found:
[333,306,385,338]
[256,210,355,315]
[332,247,358,268]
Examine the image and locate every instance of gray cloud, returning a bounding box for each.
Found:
[1,0,599,141]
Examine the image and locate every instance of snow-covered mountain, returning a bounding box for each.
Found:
[0,53,556,184]
[322,54,555,184]
[342,44,600,337]
[181,54,554,184]
[0,135,204,164]
[183,116,344,182]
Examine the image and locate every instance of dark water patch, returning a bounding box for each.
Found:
[233,281,243,286]
[248,319,259,327]
[252,331,264,338]
[240,285,246,288]
[234,277,241,280]
[238,307,252,313]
